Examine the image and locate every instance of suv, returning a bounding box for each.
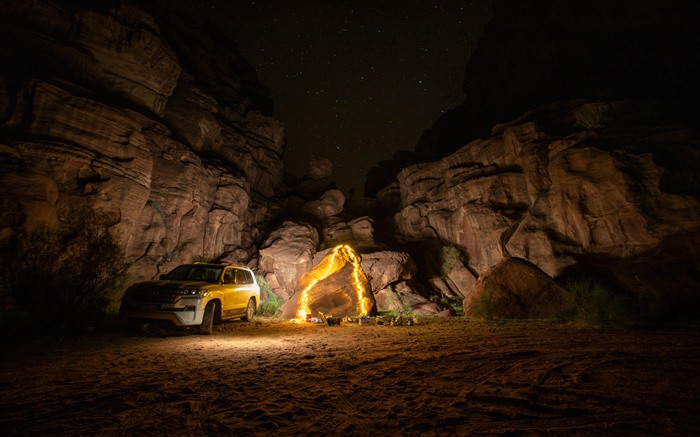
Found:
[120,263,260,334]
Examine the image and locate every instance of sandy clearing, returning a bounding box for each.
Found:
[1,318,699,435]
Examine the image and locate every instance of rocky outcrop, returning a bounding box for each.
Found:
[322,216,379,250]
[395,100,700,314]
[302,189,345,218]
[0,1,181,117]
[258,222,319,300]
[464,258,568,319]
[360,251,442,315]
[308,158,333,180]
[375,281,441,315]
[360,251,417,292]
[0,1,285,281]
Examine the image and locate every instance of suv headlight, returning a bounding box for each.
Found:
[177,288,204,296]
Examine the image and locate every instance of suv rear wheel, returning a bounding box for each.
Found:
[242,298,256,322]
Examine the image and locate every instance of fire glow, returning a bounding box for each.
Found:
[296,245,371,320]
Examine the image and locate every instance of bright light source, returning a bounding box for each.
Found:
[296,245,371,320]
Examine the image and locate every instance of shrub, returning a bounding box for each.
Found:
[469,276,637,324]
[0,207,131,331]
[469,283,500,320]
[561,277,637,325]
[439,296,463,314]
[440,245,467,278]
[257,275,284,317]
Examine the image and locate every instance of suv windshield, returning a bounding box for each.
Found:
[162,265,223,283]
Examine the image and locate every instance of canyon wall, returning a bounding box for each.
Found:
[0,0,284,280]
[388,0,700,315]
[394,101,700,314]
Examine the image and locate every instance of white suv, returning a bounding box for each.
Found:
[120,263,260,334]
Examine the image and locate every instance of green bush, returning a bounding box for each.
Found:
[469,277,637,324]
[256,275,284,317]
[439,295,463,314]
[561,277,637,325]
[0,207,131,331]
[440,245,467,278]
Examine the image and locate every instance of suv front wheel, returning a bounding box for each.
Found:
[199,301,215,335]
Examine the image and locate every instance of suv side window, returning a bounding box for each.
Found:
[235,268,254,285]
[223,269,234,283]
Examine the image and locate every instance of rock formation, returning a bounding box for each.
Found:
[258,221,319,300]
[259,211,435,313]
[0,0,284,281]
[374,281,441,315]
[360,251,441,315]
[279,245,376,319]
[308,158,333,180]
[302,189,345,218]
[368,0,700,318]
[395,100,700,316]
[464,257,568,319]
[360,251,417,292]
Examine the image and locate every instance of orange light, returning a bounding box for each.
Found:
[295,245,370,320]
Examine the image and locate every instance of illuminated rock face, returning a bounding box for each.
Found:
[0,1,284,281]
[280,245,376,319]
[395,103,700,314]
[302,189,345,218]
[258,222,319,300]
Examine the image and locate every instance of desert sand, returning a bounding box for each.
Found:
[1,318,699,435]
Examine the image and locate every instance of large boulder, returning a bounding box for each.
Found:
[302,189,345,218]
[360,251,417,292]
[280,245,376,319]
[323,216,378,249]
[375,281,441,315]
[308,158,333,180]
[258,222,319,300]
[464,257,568,319]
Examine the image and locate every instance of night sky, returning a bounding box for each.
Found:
[184,1,493,194]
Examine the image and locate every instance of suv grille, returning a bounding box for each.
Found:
[130,288,181,304]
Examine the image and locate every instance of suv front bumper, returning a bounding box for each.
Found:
[120,298,206,326]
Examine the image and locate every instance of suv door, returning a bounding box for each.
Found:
[221,268,249,316]
[235,268,257,311]
[222,267,239,315]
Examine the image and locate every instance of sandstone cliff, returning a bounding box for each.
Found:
[363,0,700,318]
[0,0,284,280]
[395,100,700,316]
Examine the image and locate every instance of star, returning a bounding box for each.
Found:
[188,0,493,194]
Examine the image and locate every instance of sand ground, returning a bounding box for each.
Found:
[1,318,699,435]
